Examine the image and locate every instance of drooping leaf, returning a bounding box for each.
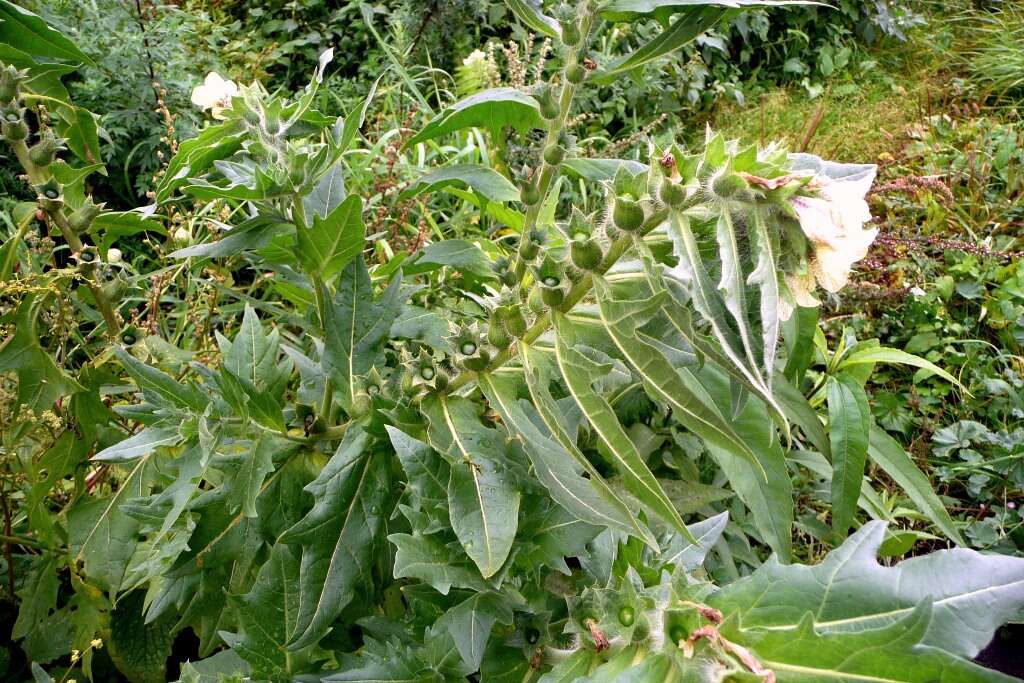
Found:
[592,8,725,82]
[826,374,870,538]
[479,371,655,547]
[561,158,650,182]
[602,0,821,23]
[552,314,692,541]
[401,164,520,204]
[405,88,544,148]
[838,345,966,390]
[867,425,966,546]
[0,0,93,65]
[593,281,762,475]
[278,425,389,650]
[114,346,209,413]
[296,194,366,281]
[503,0,561,39]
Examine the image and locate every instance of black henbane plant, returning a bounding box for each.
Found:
[1,1,1022,682]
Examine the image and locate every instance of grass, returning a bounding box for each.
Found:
[708,23,953,162]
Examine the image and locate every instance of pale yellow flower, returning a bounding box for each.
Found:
[791,169,877,294]
[190,72,238,119]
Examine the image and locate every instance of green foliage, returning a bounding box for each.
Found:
[0,2,1020,682]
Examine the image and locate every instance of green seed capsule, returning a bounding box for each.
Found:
[618,606,636,627]
[420,366,435,380]
[79,250,96,263]
[367,384,381,395]
[2,120,27,141]
[520,182,541,206]
[5,113,17,123]
[543,143,565,166]
[44,189,58,200]
[542,276,559,288]
[121,333,137,346]
[713,171,748,198]
[525,627,541,645]
[520,239,540,260]
[539,97,560,120]
[571,239,603,271]
[504,310,528,338]
[613,197,644,232]
[565,63,586,84]
[669,624,687,644]
[660,181,687,208]
[541,283,565,307]
[460,341,478,356]
[488,321,511,349]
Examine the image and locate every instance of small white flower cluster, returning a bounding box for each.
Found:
[190,72,238,120]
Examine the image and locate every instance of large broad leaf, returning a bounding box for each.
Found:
[867,425,966,546]
[171,217,291,260]
[552,314,692,542]
[405,88,544,148]
[221,543,303,680]
[0,0,93,65]
[296,194,366,282]
[711,521,1024,659]
[322,259,405,412]
[277,426,389,650]
[68,458,151,594]
[422,396,520,579]
[216,304,287,392]
[405,240,496,279]
[503,0,561,38]
[741,604,1013,683]
[389,532,494,596]
[303,159,347,221]
[108,591,176,683]
[478,371,656,547]
[401,164,520,204]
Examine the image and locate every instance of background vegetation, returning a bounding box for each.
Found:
[1,0,1022,680]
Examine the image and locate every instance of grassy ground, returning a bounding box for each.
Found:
[708,21,952,162]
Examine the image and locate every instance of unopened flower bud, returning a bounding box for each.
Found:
[173,227,192,243]
[107,248,123,264]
